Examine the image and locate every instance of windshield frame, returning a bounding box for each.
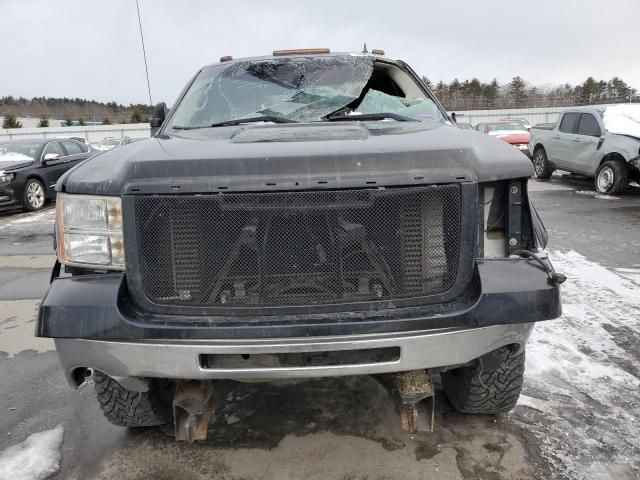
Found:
[161,56,450,134]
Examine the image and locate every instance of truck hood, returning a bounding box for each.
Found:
[59,122,534,195]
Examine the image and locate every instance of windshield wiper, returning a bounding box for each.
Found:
[210,115,297,128]
[323,112,415,123]
[173,115,297,130]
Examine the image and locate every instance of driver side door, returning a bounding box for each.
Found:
[571,113,603,175]
[40,141,70,196]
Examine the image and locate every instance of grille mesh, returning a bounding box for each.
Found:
[133,186,461,310]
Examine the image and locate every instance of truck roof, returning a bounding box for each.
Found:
[206,51,397,69]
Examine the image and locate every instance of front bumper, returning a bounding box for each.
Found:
[38,258,561,386]
[0,184,21,210]
[54,323,534,386]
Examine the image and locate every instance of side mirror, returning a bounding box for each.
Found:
[150,102,168,136]
[43,153,61,162]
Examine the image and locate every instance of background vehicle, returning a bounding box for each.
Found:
[39,50,561,439]
[92,136,132,151]
[476,120,531,157]
[529,105,640,194]
[501,117,532,130]
[0,138,95,211]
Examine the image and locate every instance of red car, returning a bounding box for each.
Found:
[475,121,531,157]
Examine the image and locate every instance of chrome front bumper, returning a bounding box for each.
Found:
[55,322,534,387]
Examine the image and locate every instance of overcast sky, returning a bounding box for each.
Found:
[2,0,639,105]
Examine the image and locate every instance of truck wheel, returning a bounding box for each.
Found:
[532,148,551,179]
[94,371,174,427]
[595,160,627,195]
[441,346,525,414]
[22,178,46,211]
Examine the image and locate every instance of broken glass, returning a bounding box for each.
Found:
[171,56,374,127]
[355,89,444,123]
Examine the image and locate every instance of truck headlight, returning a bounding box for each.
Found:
[56,194,124,269]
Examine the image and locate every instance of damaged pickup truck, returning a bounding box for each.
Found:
[38,49,562,439]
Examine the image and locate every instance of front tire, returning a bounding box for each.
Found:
[441,346,525,414]
[94,371,174,427]
[532,148,552,179]
[22,178,46,211]
[595,160,627,195]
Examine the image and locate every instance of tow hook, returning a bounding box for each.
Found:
[380,370,436,433]
[512,250,566,285]
[173,381,216,443]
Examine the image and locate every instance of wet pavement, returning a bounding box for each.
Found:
[0,174,639,480]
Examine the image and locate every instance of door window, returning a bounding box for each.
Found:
[61,140,83,155]
[42,141,64,158]
[558,113,580,134]
[577,114,601,137]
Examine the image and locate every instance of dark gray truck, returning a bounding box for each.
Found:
[530,105,640,194]
[38,50,562,438]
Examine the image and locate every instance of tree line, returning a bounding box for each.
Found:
[1,96,153,128]
[421,76,639,110]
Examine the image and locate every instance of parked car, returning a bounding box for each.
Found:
[66,136,89,145]
[457,121,474,130]
[0,138,96,211]
[500,117,532,130]
[92,136,131,151]
[529,105,640,194]
[39,49,562,439]
[476,121,531,157]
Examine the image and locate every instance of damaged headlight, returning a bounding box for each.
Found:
[56,194,124,269]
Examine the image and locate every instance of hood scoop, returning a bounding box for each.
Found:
[230,124,369,144]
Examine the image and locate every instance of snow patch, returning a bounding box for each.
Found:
[0,152,33,162]
[0,424,64,480]
[4,209,55,225]
[575,190,620,200]
[516,250,640,479]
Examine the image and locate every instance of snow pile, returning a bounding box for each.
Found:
[0,424,64,480]
[516,250,640,479]
[602,104,640,138]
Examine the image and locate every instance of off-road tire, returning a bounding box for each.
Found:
[595,159,627,195]
[532,148,552,179]
[94,371,174,427]
[22,178,46,211]
[441,346,525,414]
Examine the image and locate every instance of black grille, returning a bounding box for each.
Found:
[132,186,462,310]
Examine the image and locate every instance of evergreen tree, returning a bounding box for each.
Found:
[64,118,73,126]
[2,114,22,129]
[102,117,112,125]
[78,118,85,126]
[37,115,49,128]
[508,76,527,107]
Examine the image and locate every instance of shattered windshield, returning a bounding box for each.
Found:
[169,56,445,128]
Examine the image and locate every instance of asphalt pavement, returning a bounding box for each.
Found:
[0,174,638,480]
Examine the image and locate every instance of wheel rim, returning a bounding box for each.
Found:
[597,167,614,193]
[27,181,45,208]
[533,152,545,176]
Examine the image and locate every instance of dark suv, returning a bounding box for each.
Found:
[38,50,562,437]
